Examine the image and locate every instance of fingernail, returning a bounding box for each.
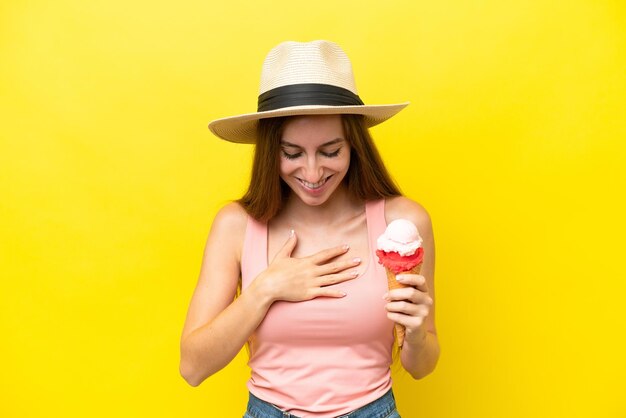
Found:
[352,257,361,263]
[382,293,389,300]
[351,270,359,277]
[289,229,295,237]
[396,275,405,282]
[343,244,350,250]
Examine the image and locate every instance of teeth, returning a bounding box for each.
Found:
[300,177,328,189]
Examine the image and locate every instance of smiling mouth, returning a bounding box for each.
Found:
[297,175,332,190]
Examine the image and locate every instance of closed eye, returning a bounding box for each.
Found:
[320,148,341,158]
[281,150,302,160]
[281,145,342,160]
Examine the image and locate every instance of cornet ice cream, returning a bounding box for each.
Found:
[376,219,424,347]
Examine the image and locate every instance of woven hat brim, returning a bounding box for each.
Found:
[208,103,409,144]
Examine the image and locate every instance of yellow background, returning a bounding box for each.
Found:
[1,0,625,416]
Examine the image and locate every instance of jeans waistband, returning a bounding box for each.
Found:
[244,389,399,418]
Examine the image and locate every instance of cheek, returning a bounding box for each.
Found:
[336,153,351,172]
[332,161,348,173]
[279,159,297,176]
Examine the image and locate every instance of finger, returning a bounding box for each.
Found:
[309,244,350,264]
[316,270,360,287]
[309,287,348,299]
[387,312,424,329]
[384,287,432,304]
[274,229,297,259]
[396,274,428,291]
[314,257,361,276]
[385,301,430,317]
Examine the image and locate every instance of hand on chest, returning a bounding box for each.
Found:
[259,213,393,345]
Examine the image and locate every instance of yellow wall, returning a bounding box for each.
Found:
[1,1,625,416]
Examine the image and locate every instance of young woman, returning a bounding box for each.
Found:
[180,40,439,418]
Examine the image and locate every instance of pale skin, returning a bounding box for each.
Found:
[180,114,439,386]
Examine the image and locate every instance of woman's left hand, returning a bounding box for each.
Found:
[383,273,433,345]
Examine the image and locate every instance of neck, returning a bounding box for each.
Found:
[280,184,362,227]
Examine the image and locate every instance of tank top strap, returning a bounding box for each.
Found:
[241,215,267,289]
[365,199,389,280]
[365,199,388,250]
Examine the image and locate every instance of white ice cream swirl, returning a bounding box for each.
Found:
[376,219,423,256]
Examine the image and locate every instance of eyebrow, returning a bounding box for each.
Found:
[280,138,344,148]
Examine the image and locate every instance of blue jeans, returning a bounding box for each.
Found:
[243,389,401,418]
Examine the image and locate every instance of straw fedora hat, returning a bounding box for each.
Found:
[208,40,409,143]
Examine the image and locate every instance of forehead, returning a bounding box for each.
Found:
[280,115,345,146]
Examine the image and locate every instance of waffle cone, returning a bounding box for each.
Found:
[386,264,422,347]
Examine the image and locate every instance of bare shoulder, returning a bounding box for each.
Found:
[209,202,249,262]
[384,196,433,237]
[212,201,248,234]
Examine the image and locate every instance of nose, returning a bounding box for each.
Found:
[302,154,324,182]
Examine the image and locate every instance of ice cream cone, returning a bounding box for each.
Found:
[376,219,425,348]
[385,264,422,347]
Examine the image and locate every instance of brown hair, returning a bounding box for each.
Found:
[238,114,401,222]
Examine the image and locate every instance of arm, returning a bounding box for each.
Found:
[179,203,361,386]
[385,196,440,379]
[179,203,266,386]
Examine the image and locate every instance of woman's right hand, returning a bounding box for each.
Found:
[254,230,361,303]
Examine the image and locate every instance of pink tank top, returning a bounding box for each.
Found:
[241,199,394,417]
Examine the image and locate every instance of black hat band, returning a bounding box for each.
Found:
[257,83,364,112]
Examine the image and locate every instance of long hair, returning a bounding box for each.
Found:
[238,114,401,222]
